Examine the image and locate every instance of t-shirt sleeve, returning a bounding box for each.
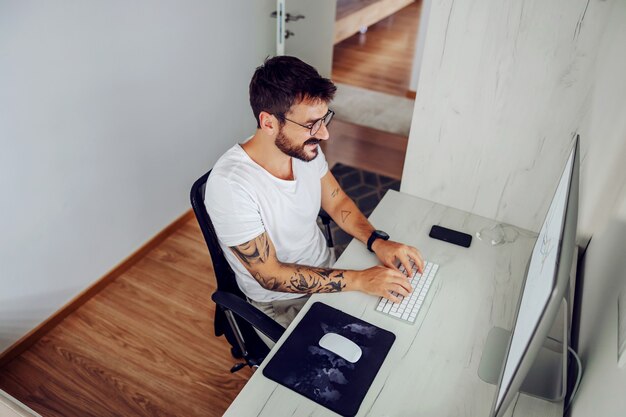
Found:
[315,146,329,178]
[204,174,265,247]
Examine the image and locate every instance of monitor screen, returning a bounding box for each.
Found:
[494,139,578,414]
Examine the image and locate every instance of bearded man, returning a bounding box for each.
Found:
[205,56,424,328]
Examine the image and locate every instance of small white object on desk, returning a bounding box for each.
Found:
[318,332,362,363]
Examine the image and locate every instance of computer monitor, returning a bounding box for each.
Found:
[479,136,580,416]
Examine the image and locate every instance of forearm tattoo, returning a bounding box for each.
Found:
[331,187,339,198]
[230,234,346,293]
[253,265,346,293]
[288,267,346,293]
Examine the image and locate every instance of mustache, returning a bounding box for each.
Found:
[304,139,320,146]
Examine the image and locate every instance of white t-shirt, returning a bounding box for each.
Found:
[204,143,332,302]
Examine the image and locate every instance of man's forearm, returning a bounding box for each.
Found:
[252,263,357,294]
[327,195,374,245]
[230,231,412,302]
[230,232,361,294]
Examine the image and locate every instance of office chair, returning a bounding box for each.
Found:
[190,170,334,373]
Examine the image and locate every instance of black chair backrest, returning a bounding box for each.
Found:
[190,170,270,360]
[190,170,245,298]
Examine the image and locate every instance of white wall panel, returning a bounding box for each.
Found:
[401,0,624,237]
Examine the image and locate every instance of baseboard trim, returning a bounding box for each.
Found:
[0,209,195,368]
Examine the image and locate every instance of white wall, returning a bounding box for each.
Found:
[577,0,626,239]
[401,0,626,239]
[0,0,275,354]
[569,3,626,400]
[570,217,626,417]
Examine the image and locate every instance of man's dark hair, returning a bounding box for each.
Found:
[249,56,336,128]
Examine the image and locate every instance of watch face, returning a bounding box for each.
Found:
[376,230,389,239]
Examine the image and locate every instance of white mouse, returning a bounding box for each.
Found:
[318,332,362,363]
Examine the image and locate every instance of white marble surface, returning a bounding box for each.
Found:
[224,191,562,417]
[401,0,622,236]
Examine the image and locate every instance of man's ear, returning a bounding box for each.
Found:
[259,111,279,135]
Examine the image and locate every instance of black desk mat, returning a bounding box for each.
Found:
[263,302,395,416]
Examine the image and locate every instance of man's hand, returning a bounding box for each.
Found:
[371,239,425,276]
[352,265,413,303]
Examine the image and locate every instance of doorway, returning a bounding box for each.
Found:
[333,0,422,97]
[320,0,423,180]
[329,0,423,139]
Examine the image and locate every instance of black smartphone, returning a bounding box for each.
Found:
[429,225,472,248]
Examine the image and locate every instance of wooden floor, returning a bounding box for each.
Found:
[322,119,407,180]
[0,120,406,417]
[332,0,422,97]
[0,220,255,416]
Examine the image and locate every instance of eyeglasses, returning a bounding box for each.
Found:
[283,109,334,136]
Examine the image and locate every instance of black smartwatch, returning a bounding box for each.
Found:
[367,230,390,252]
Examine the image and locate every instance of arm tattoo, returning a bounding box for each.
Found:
[231,233,270,267]
[254,273,284,291]
[253,266,346,293]
[231,234,346,294]
[288,267,346,293]
[290,271,320,292]
[331,188,339,198]
[341,210,352,223]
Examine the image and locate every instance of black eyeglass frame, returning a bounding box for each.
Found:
[282,109,335,136]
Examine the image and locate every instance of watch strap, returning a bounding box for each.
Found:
[367,230,389,252]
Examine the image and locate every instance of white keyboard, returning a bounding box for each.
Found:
[376,261,439,323]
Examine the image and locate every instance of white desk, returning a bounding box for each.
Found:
[224,191,564,417]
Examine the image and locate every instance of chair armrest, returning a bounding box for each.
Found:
[318,209,334,248]
[318,209,332,225]
[212,291,285,343]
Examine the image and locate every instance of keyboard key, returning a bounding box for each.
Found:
[375,261,439,323]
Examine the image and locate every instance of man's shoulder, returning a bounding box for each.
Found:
[210,144,249,180]
[213,143,244,167]
[207,144,259,195]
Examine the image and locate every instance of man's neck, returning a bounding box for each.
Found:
[241,132,293,181]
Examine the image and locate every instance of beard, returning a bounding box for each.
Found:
[275,129,320,162]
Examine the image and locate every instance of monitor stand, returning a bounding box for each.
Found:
[477,298,568,401]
